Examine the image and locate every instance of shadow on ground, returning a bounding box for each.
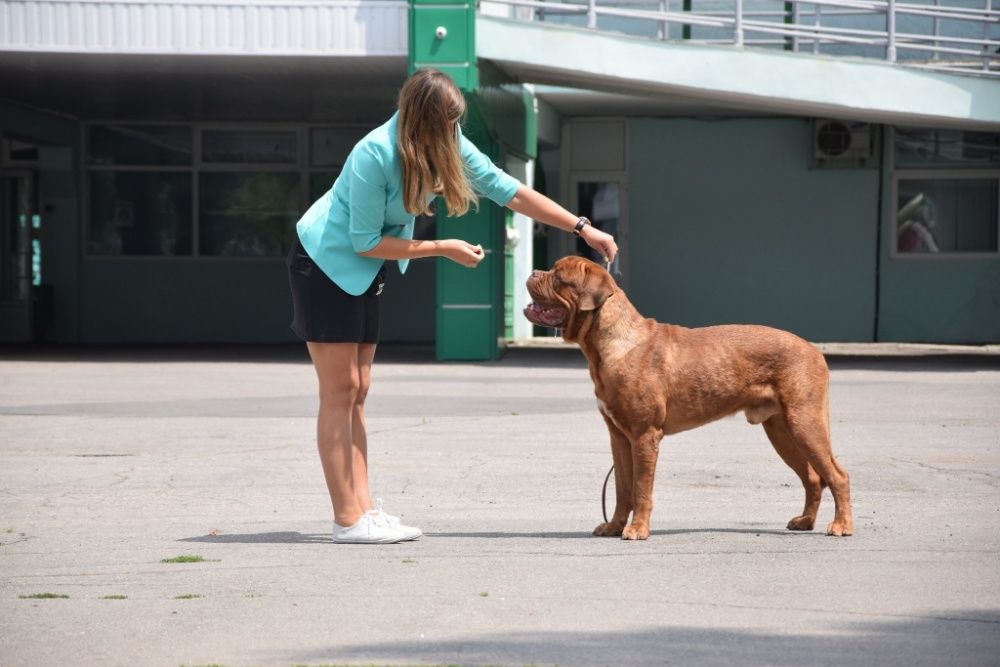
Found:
[291,610,1000,667]
[179,527,810,544]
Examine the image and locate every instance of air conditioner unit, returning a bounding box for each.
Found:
[812,120,873,167]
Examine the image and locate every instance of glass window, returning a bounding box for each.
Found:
[309,172,339,202]
[576,181,620,264]
[310,127,368,167]
[895,128,1000,169]
[88,126,192,166]
[199,173,300,256]
[88,172,193,255]
[202,130,296,164]
[896,179,999,254]
[3,137,39,163]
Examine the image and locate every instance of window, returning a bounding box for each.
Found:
[199,173,299,257]
[202,130,296,164]
[893,127,1000,256]
[84,123,371,258]
[88,171,192,256]
[897,179,999,254]
[88,125,192,166]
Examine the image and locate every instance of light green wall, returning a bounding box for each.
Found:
[627,117,879,342]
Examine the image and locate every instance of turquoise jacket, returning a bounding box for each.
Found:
[296,112,520,295]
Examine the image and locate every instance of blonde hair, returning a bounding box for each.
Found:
[397,68,478,217]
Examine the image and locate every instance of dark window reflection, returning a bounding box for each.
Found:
[199,173,299,256]
[576,181,619,264]
[202,131,296,164]
[88,172,192,255]
[897,179,999,253]
[88,126,192,166]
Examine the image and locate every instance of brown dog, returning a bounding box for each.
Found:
[524,256,852,540]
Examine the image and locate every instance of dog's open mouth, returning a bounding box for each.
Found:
[524,302,568,328]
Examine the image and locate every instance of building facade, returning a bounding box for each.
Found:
[1,0,998,353]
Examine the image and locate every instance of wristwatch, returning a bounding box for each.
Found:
[573,216,591,236]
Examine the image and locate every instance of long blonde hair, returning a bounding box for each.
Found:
[397,69,478,217]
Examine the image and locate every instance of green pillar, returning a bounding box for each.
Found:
[408,0,477,90]
[434,101,504,360]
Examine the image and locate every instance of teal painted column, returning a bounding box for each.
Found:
[408,0,477,91]
[410,0,499,359]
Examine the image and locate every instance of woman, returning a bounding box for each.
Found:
[287,68,618,544]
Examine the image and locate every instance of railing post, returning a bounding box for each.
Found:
[813,1,822,54]
[735,0,744,46]
[933,0,940,61]
[887,0,897,62]
[984,0,992,72]
[658,0,669,40]
[788,1,800,52]
[587,0,597,29]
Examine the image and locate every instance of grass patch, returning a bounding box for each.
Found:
[19,593,69,599]
[479,591,490,597]
[402,558,416,564]
[244,592,264,598]
[173,593,202,600]
[161,555,206,564]
[101,595,127,600]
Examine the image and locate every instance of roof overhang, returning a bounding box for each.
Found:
[478,16,1000,130]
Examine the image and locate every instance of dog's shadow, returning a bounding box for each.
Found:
[429,528,806,539]
[178,528,808,544]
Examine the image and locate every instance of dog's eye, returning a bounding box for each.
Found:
[553,271,574,288]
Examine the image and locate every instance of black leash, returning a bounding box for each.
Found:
[601,465,614,523]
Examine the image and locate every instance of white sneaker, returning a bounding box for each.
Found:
[332,511,409,544]
[374,497,422,541]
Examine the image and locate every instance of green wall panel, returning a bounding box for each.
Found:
[409,1,476,91]
[628,117,879,342]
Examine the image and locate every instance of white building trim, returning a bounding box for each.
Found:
[0,0,407,56]
[479,15,1000,130]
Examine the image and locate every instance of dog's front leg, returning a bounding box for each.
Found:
[623,428,663,540]
[594,415,633,537]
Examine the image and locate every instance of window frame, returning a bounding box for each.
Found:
[82,120,369,260]
[889,127,1000,261]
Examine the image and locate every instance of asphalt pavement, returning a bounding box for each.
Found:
[1,344,998,667]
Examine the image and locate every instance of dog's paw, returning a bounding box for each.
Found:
[786,515,816,531]
[621,524,650,541]
[826,519,853,537]
[593,521,625,537]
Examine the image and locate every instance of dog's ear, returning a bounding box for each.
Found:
[576,266,615,312]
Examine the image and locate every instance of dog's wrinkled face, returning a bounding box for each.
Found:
[524,256,615,337]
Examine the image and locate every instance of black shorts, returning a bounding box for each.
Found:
[286,238,386,344]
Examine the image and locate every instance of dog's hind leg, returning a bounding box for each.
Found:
[763,415,824,531]
[783,408,853,536]
[593,415,634,537]
[622,428,664,541]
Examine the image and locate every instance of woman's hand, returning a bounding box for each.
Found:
[439,239,486,268]
[581,225,619,264]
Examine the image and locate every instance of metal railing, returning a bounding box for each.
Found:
[481,0,1000,77]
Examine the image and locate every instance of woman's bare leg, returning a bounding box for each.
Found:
[306,342,365,527]
[352,343,377,512]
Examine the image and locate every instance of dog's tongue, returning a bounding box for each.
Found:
[524,303,567,327]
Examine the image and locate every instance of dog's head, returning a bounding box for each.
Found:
[523,256,617,342]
